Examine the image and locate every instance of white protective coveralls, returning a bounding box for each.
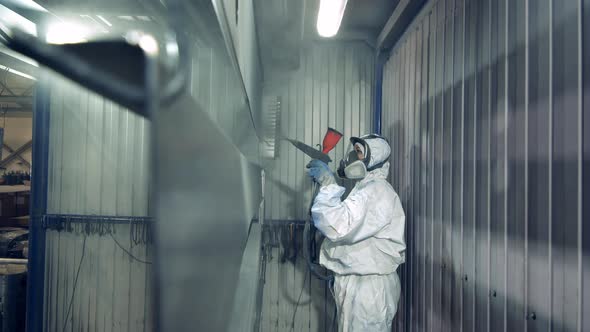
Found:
[311,137,406,332]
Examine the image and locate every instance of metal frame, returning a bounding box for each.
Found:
[377,0,427,50]
[41,214,152,230]
[2,142,31,168]
[373,51,387,135]
[0,139,32,168]
[26,70,49,332]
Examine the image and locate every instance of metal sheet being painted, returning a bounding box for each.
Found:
[263,42,374,221]
[381,0,589,331]
[38,1,262,329]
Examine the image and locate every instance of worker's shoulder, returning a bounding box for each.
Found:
[363,178,399,198]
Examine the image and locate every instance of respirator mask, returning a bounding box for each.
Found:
[337,134,390,180]
[337,142,368,179]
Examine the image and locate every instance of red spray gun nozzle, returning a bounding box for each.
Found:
[322,128,343,154]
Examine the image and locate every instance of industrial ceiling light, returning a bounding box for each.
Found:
[316,0,348,38]
[46,22,88,44]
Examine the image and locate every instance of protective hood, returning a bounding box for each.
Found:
[338,134,391,179]
[363,136,391,169]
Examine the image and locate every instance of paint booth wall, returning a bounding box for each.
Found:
[43,75,152,332]
[263,42,375,221]
[381,0,589,331]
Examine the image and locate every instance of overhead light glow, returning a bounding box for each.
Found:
[46,22,88,44]
[316,0,348,38]
[138,35,158,54]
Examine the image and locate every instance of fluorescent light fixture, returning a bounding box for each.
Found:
[0,4,37,37]
[2,0,46,12]
[0,64,36,80]
[316,0,348,38]
[46,22,88,44]
[96,15,112,27]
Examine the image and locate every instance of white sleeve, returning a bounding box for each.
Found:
[311,183,388,243]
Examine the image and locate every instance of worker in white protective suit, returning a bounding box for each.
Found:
[306,134,406,332]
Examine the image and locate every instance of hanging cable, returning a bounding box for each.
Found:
[109,232,152,265]
[290,262,309,332]
[62,235,87,332]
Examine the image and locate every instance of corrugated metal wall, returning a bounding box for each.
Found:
[43,75,152,332]
[382,0,589,331]
[263,42,374,221]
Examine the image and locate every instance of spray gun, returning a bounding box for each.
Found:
[286,128,343,282]
[286,128,343,164]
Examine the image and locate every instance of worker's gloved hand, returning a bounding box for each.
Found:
[306,159,336,187]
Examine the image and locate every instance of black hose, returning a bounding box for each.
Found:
[304,183,334,282]
[303,220,333,281]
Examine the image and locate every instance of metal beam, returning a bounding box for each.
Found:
[0,50,37,78]
[0,139,32,168]
[0,108,32,118]
[26,71,49,332]
[20,84,34,96]
[0,78,17,96]
[3,143,31,167]
[376,0,426,51]
[0,258,27,265]
[0,95,33,103]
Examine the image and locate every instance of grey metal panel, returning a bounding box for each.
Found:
[410,21,423,330]
[228,223,262,332]
[263,42,374,221]
[441,0,454,330]
[474,0,491,331]
[382,0,588,330]
[505,0,527,330]
[583,2,590,332]
[449,0,474,331]
[551,1,582,331]
[426,9,436,332]
[489,0,508,330]
[418,16,430,332]
[432,1,445,330]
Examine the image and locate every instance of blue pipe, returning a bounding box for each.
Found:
[373,52,385,135]
[26,72,50,332]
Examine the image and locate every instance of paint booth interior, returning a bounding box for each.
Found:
[0,0,588,331]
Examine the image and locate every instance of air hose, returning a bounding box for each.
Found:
[303,183,334,282]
